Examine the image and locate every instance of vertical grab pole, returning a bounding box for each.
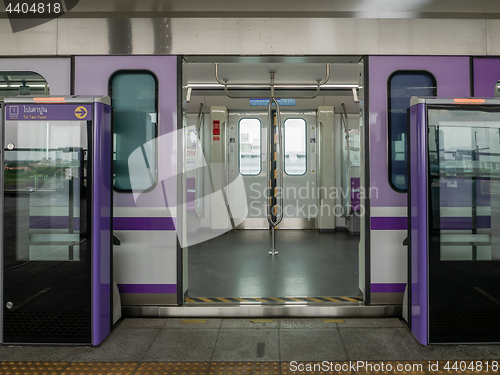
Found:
[341,103,352,215]
[267,72,283,255]
[271,225,276,255]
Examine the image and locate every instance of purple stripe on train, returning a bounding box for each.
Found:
[118,284,177,294]
[371,217,407,230]
[371,283,406,293]
[113,217,176,231]
[30,216,80,229]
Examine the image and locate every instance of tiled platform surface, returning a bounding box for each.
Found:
[2,318,500,374]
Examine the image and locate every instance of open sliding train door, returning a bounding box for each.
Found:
[368,56,470,306]
[74,56,182,311]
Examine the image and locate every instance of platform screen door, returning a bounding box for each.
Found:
[428,106,500,343]
[3,119,92,344]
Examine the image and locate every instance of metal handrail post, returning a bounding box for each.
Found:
[266,73,283,255]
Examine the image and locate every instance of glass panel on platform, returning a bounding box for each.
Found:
[3,118,91,343]
[427,106,500,343]
[5,120,87,261]
[429,108,500,262]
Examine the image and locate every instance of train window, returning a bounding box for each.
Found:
[239,118,261,175]
[109,71,158,192]
[284,118,307,175]
[388,71,436,192]
[0,72,49,100]
[495,79,500,97]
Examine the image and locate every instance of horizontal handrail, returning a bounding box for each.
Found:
[214,63,330,99]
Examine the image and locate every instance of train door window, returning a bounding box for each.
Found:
[239,118,261,175]
[0,72,49,100]
[109,71,158,191]
[388,71,436,191]
[284,118,306,175]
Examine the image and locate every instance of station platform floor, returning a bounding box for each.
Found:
[2,317,500,374]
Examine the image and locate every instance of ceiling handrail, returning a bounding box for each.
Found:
[214,63,330,99]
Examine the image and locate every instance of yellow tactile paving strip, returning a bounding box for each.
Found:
[135,362,209,375]
[61,362,139,375]
[209,362,281,375]
[0,361,68,375]
[1,361,499,375]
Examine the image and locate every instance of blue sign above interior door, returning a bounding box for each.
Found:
[249,99,296,106]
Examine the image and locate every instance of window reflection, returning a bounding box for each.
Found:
[4,120,88,262]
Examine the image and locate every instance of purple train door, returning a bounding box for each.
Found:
[473,58,500,97]
[367,56,470,306]
[74,56,182,309]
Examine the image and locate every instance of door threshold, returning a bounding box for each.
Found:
[184,296,363,304]
[123,304,402,318]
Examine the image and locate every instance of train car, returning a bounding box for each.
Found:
[1,0,500,320]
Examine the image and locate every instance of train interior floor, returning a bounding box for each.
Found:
[187,229,360,299]
[2,318,500,374]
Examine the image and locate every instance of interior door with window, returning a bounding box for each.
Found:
[279,112,318,229]
[233,111,318,229]
[231,112,268,229]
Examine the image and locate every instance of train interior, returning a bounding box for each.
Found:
[181,56,364,302]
